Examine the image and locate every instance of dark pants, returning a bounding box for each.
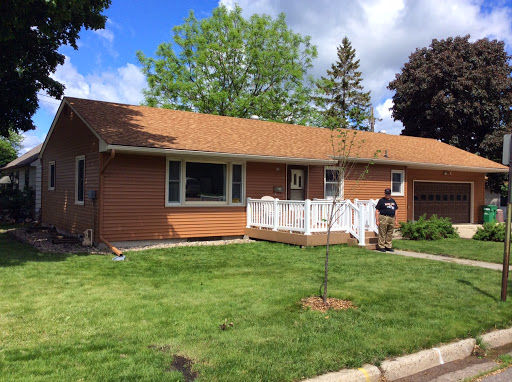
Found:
[378,215,395,249]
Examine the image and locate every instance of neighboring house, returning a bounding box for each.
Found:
[40,97,507,248]
[1,144,43,217]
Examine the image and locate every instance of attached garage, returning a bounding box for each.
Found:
[413,182,472,223]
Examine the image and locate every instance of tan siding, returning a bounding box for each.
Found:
[407,169,484,223]
[308,165,325,199]
[343,164,407,222]
[101,154,246,241]
[41,105,100,237]
[246,162,287,199]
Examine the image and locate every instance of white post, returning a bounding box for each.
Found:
[305,199,311,235]
[246,198,252,228]
[358,205,366,246]
[273,198,279,231]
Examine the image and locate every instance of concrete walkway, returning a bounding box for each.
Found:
[393,249,508,271]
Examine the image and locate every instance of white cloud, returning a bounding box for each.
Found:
[40,56,146,116]
[220,0,512,134]
[19,134,44,154]
[93,28,114,44]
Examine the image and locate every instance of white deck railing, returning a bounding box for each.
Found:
[246,198,378,246]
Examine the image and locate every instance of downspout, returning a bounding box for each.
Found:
[99,149,123,256]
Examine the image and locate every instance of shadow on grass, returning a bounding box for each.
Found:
[457,279,498,301]
[0,231,76,267]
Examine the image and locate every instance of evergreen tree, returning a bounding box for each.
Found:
[314,37,371,130]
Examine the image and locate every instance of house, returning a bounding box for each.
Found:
[40,97,507,250]
[1,144,43,218]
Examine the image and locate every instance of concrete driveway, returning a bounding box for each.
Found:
[452,224,482,239]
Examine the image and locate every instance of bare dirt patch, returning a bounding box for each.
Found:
[301,296,356,312]
[148,345,198,381]
[168,355,199,382]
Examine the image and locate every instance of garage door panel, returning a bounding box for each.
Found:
[414,182,470,223]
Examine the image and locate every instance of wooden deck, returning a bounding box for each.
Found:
[245,227,378,248]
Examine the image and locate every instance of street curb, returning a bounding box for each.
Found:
[481,327,512,349]
[303,331,512,382]
[380,339,475,381]
[305,364,380,382]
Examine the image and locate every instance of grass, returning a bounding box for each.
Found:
[1,229,512,382]
[394,238,505,264]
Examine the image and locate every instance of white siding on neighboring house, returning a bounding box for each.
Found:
[31,159,42,216]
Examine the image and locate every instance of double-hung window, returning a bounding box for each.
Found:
[231,164,243,203]
[75,156,85,205]
[324,167,343,200]
[48,161,55,190]
[391,170,404,196]
[166,159,244,206]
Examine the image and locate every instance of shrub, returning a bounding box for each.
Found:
[0,187,35,222]
[472,222,505,242]
[399,214,459,240]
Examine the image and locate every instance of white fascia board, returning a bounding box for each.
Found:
[40,98,107,158]
[336,156,508,173]
[103,144,336,165]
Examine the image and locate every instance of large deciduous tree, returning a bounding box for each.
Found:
[136,5,317,125]
[388,35,512,154]
[0,0,111,137]
[314,37,371,130]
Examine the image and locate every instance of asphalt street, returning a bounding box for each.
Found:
[479,367,512,382]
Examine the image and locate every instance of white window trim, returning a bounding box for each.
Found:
[75,155,85,205]
[48,161,55,191]
[324,166,344,200]
[165,157,246,207]
[391,170,405,196]
[230,163,245,206]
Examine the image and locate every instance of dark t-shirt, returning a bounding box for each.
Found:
[376,197,398,217]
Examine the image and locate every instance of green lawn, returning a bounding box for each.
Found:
[2,230,512,382]
[394,238,505,264]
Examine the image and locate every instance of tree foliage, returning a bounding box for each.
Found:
[136,5,318,125]
[314,37,371,130]
[388,35,512,154]
[0,131,23,169]
[0,0,111,137]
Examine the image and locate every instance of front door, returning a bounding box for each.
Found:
[288,167,306,200]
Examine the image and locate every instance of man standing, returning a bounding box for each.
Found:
[375,188,398,252]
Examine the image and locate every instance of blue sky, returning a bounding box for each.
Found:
[29,0,512,153]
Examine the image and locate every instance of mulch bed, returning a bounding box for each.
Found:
[7,227,107,254]
[5,227,253,255]
[301,296,356,312]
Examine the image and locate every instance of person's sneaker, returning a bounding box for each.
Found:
[377,248,386,252]
[112,255,125,261]
[386,248,395,252]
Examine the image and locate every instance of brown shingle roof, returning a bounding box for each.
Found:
[1,143,42,171]
[64,97,507,172]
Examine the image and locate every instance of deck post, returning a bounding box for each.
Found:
[272,198,279,231]
[358,205,366,246]
[246,198,251,228]
[304,199,311,235]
